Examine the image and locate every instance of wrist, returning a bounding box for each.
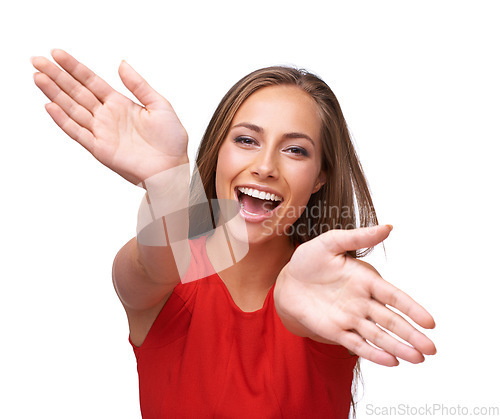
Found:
[136,163,191,247]
[137,156,190,190]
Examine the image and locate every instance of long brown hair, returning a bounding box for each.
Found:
[189,66,378,416]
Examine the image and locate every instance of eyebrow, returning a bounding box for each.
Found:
[231,122,316,147]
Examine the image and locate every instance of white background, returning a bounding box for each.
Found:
[1,1,499,418]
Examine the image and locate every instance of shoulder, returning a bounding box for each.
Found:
[129,235,219,348]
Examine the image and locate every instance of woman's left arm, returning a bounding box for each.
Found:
[273,225,436,367]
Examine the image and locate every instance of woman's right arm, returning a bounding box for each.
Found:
[32,49,190,345]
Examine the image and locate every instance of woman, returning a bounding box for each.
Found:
[32,50,436,418]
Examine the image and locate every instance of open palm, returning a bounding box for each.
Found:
[274,225,436,367]
[32,49,188,185]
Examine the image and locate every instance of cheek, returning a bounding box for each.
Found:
[216,144,233,177]
[215,144,240,195]
[287,166,321,204]
[214,158,227,198]
[217,142,252,177]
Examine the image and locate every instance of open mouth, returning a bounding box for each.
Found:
[236,186,283,216]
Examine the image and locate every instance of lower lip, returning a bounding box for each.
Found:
[233,189,282,224]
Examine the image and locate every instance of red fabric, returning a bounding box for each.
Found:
[130,236,358,418]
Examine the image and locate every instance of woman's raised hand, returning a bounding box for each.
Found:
[32,49,188,185]
[274,225,436,367]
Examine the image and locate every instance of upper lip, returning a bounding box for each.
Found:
[235,184,284,200]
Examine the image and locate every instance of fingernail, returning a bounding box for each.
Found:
[386,224,393,231]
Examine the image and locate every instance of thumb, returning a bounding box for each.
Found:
[118,60,168,111]
[319,224,393,255]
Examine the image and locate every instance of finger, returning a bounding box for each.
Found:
[370,277,436,331]
[355,319,424,363]
[34,72,94,132]
[368,300,437,356]
[339,330,399,367]
[31,55,101,114]
[44,102,96,154]
[118,60,169,111]
[319,224,392,255]
[51,49,115,103]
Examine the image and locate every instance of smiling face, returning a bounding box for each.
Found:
[215,84,326,245]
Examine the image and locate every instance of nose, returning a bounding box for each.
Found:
[250,147,279,179]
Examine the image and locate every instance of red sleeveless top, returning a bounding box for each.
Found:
[130,236,358,418]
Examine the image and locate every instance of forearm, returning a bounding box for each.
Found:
[135,160,192,284]
[112,160,192,310]
[273,272,311,337]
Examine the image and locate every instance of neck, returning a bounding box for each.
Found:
[205,226,294,312]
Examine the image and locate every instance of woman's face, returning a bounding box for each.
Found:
[215,85,325,245]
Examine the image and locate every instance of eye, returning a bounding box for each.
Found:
[284,146,309,157]
[234,136,258,146]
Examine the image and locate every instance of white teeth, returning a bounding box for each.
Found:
[237,186,283,202]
